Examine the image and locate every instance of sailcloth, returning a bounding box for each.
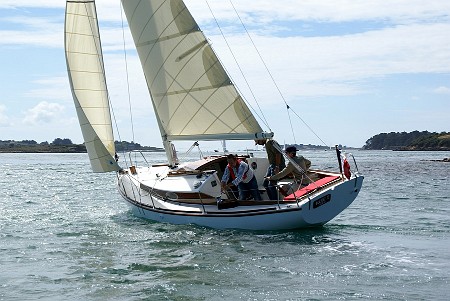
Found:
[121,0,271,141]
[65,0,120,172]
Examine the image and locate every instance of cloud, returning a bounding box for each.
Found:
[206,22,450,99]
[238,0,450,23]
[25,76,72,101]
[0,1,63,9]
[0,105,11,126]
[433,86,450,95]
[0,16,62,48]
[0,1,123,48]
[23,101,64,125]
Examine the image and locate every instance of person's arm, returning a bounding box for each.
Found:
[274,153,281,173]
[269,163,294,181]
[232,162,247,186]
[268,140,282,172]
[221,167,230,190]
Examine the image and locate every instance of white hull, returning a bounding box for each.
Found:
[116,156,363,230]
[64,1,364,231]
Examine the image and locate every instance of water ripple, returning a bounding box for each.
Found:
[1,152,449,300]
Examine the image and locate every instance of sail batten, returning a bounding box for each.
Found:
[137,27,199,48]
[65,0,120,173]
[154,82,232,96]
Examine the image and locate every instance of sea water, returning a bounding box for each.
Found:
[0,150,449,300]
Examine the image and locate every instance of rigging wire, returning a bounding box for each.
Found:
[290,105,329,147]
[204,0,271,130]
[119,1,136,146]
[286,105,297,145]
[120,2,135,142]
[229,0,329,147]
[179,142,204,161]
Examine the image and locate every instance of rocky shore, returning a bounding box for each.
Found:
[429,158,450,162]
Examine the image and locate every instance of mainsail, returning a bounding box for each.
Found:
[65,0,120,172]
[121,0,272,142]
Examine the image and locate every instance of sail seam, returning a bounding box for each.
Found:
[75,106,109,109]
[66,32,99,39]
[67,1,94,3]
[70,70,104,74]
[66,52,101,58]
[140,5,190,80]
[66,12,96,19]
[135,0,166,45]
[164,57,229,134]
[152,31,205,109]
[150,27,199,91]
[210,96,244,134]
[74,88,106,92]
[176,79,236,136]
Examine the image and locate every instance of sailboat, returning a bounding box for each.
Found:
[64,0,363,230]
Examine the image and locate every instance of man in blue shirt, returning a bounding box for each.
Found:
[221,154,262,201]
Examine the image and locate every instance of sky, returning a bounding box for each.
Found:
[0,0,449,150]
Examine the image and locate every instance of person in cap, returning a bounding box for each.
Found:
[221,154,262,201]
[255,139,286,200]
[266,145,311,195]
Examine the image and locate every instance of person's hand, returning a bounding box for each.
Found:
[221,182,228,192]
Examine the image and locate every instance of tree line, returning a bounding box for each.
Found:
[0,138,74,146]
[363,131,450,150]
[0,138,163,152]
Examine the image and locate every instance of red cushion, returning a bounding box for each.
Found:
[283,176,340,200]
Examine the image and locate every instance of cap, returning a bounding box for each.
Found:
[285,146,297,153]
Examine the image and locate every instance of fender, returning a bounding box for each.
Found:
[343,158,351,180]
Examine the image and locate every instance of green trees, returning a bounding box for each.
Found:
[51,138,73,145]
[363,131,450,150]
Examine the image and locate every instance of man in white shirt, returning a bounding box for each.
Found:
[221,154,262,201]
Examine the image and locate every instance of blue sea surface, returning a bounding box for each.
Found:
[0,151,449,300]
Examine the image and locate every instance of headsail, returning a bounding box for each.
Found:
[120,0,272,142]
[65,0,120,172]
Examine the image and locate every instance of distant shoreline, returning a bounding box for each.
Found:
[0,144,165,153]
[2,146,449,153]
[0,145,87,153]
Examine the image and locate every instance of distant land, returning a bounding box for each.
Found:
[244,143,334,152]
[363,131,450,151]
[1,131,449,153]
[0,138,163,153]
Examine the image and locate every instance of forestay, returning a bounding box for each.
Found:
[121,0,272,142]
[65,0,120,172]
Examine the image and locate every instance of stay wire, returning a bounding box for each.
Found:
[286,106,297,145]
[204,0,271,130]
[118,0,138,166]
[120,1,136,146]
[229,0,329,147]
[290,107,329,147]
